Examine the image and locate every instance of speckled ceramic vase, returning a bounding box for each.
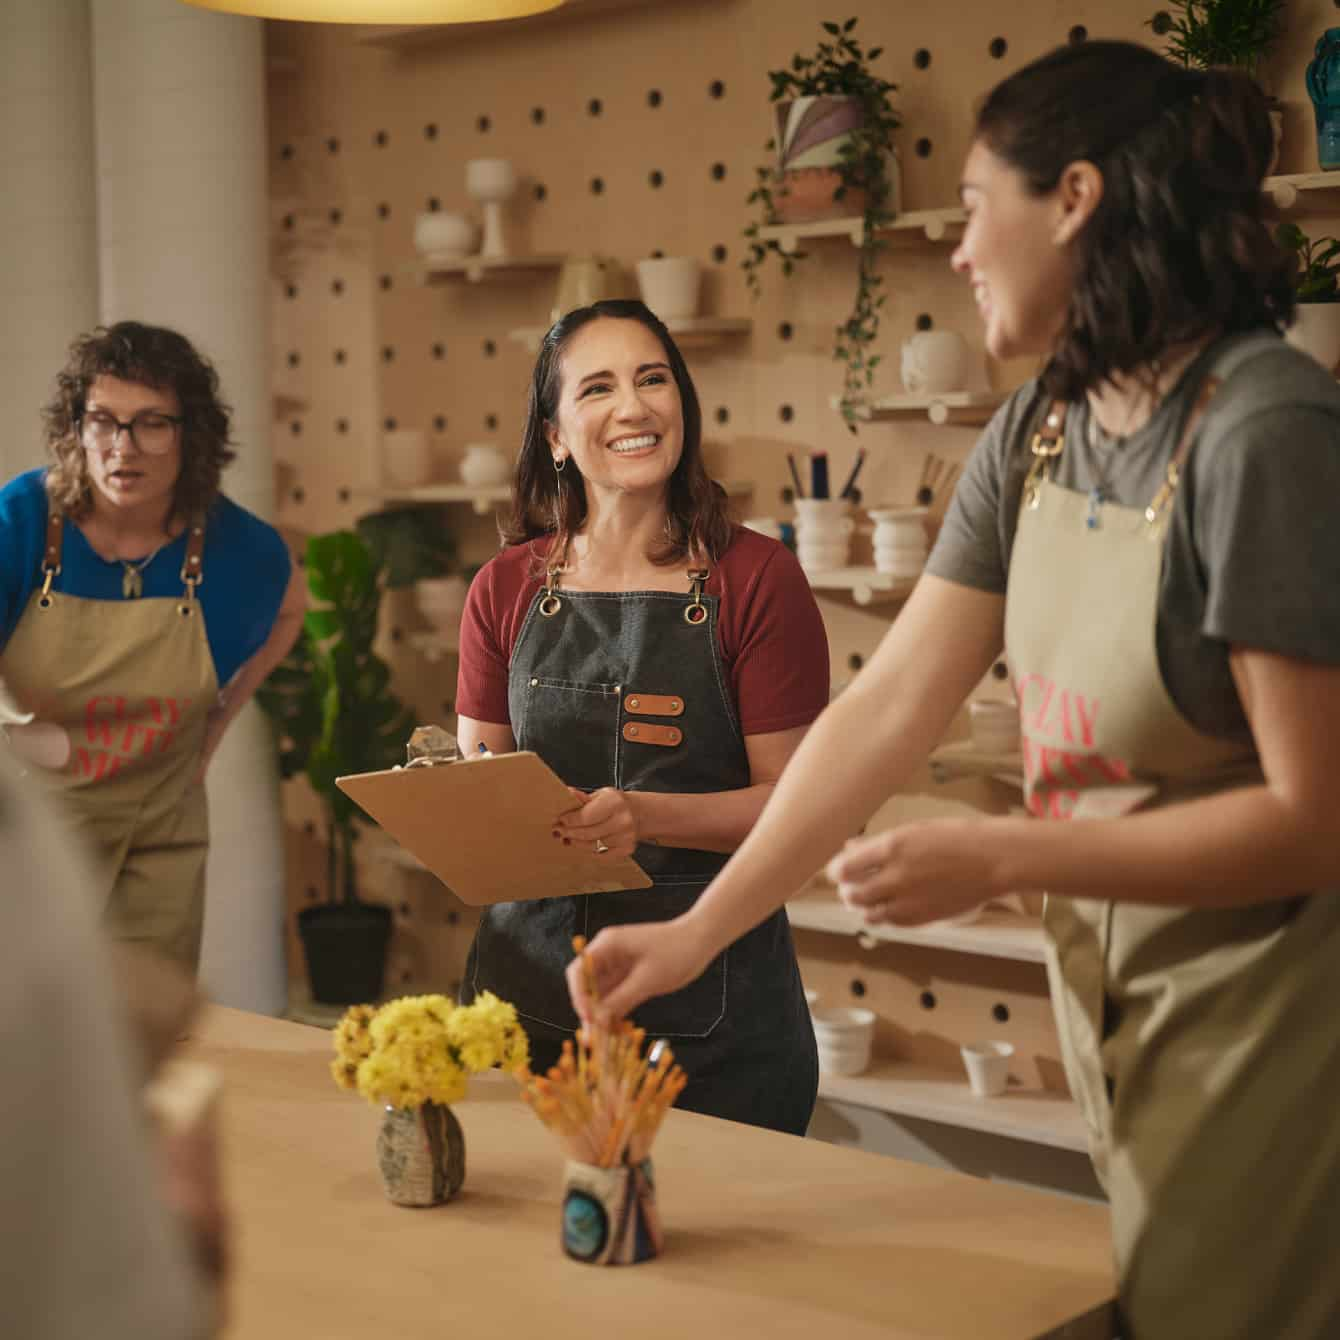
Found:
[376,1103,465,1207]
[560,1158,662,1264]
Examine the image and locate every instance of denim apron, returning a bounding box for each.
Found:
[1006,377,1340,1338]
[0,508,215,969]
[465,561,818,1135]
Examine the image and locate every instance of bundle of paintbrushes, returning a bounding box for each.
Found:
[514,936,687,1169]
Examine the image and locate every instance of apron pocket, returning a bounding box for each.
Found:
[517,677,621,791]
[586,880,726,1040]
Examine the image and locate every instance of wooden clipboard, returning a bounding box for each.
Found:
[336,750,652,905]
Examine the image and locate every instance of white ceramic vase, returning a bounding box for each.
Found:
[635,256,701,321]
[459,443,509,488]
[465,158,517,259]
[382,429,432,488]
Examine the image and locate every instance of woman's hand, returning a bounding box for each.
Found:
[826,818,998,926]
[566,917,714,1025]
[554,786,639,856]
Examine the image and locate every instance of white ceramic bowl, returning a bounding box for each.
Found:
[413,211,478,258]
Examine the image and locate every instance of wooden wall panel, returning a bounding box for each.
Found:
[265,0,1340,995]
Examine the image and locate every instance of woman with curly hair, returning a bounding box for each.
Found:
[0,321,302,970]
[570,42,1340,1336]
[454,298,828,1134]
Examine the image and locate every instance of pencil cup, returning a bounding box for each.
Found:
[561,1158,663,1265]
[960,1040,1014,1098]
[793,498,854,575]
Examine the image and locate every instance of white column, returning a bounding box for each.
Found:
[0,0,98,479]
[91,0,286,1014]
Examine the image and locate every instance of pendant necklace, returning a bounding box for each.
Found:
[120,541,167,599]
[1084,411,1123,531]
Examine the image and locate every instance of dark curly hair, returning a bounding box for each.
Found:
[41,321,236,523]
[501,298,732,568]
[975,40,1293,400]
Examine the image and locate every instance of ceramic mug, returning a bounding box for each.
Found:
[900,330,970,395]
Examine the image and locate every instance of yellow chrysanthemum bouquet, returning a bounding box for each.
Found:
[331,992,529,1207]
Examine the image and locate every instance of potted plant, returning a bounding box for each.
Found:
[257,530,418,1004]
[742,17,900,427]
[1277,220,1340,368]
[1148,0,1288,167]
[355,503,467,641]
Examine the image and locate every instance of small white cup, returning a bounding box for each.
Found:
[960,1040,1014,1098]
[812,1005,876,1076]
[382,429,432,488]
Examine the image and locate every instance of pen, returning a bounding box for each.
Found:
[838,448,867,500]
[786,453,806,499]
[810,452,830,500]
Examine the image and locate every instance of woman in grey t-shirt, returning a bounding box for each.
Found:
[569,39,1340,1339]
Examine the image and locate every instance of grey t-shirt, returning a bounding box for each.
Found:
[926,330,1340,740]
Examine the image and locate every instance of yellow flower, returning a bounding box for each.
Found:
[332,992,528,1109]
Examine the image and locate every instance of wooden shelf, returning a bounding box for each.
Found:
[801,566,915,606]
[928,740,1024,788]
[818,1058,1089,1153]
[508,316,751,354]
[788,894,1047,964]
[1263,171,1340,210]
[841,390,1007,427]
[364,484,511,515]
[758,206,966,254]
[420,253,566,285]
[357,0,665,48]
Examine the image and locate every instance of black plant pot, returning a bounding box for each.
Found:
[298,902,393,1005]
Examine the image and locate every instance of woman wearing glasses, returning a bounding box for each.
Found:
[0,321,303,969]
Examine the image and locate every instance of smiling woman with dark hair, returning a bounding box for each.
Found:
[0,321,304,971]
[455,299,828,1135]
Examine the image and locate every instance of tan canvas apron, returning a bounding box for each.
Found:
[1005,386,1340,1337]
[0,510,217,968]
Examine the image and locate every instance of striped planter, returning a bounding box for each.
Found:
[772,95,898,223]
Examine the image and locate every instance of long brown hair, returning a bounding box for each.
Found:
[975,40,1292,400]
[501,299,732,568]
[41,321,236,524]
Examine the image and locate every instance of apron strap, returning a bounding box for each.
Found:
[1019,374,1223,522]
[38,510,63,605]
[1144,375,1221,524]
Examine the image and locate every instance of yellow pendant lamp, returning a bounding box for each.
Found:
[177,0,563,22]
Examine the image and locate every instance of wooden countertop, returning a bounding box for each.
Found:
[189,1007,1115,1340]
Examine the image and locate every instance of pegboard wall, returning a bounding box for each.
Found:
[265,0,1340,1006]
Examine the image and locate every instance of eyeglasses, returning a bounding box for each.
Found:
[79,409,183,456]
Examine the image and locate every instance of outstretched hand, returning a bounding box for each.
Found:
[566,918,712,1026]
[826,818,997,926]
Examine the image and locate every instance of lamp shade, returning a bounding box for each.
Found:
[177,0,563,21]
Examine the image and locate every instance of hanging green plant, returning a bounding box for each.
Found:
[742,17,900,428]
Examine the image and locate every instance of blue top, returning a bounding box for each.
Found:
[0,469,290,686]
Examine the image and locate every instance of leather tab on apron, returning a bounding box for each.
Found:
[624,692,684,717]
[622,721,682,747]
[44,512,64,574]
